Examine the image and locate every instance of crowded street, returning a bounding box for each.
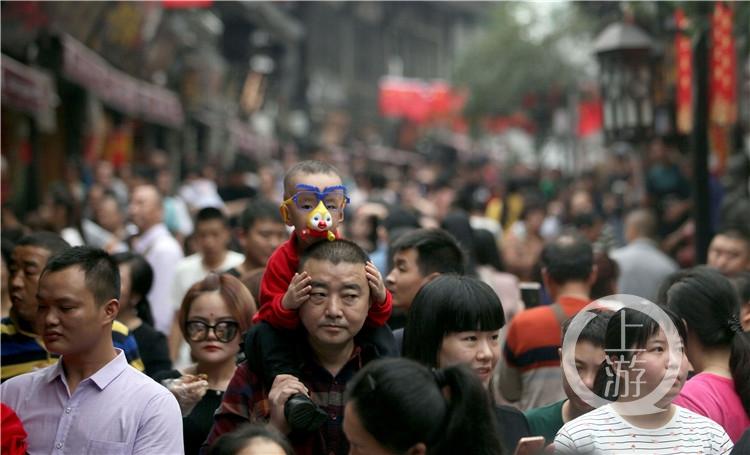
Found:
[1,2,749,454]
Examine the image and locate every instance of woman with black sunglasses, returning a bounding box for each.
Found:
[155,273,256,455]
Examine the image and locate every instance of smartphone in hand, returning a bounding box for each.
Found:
[513,436,546,455]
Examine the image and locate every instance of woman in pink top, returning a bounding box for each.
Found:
[660,266,750,442]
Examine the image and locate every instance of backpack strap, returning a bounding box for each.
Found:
[549,302,568,328]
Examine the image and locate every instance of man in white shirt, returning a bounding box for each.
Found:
[167,207,244,360]
[1,246,183,454]
[129,184,184,335]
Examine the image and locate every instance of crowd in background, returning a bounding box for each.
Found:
[1,136,749,455]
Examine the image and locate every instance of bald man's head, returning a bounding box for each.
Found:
[624,209,657,243]
[129,184,163,232]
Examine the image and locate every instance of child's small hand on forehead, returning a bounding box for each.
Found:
[282,272,312,310]
[365,261,387,305]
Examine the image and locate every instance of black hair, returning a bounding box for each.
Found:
[362,213,380,252]
[208,423,294,455]
[571,212,600,229]
[659,266,750,415]
[1,238,16,266]
[43,246,120,305]
[112,252,155,326]
[595,306,687,401]
[440,210,477,276]
[381,205,420,233]
[520,194,546,220]
[561,308,613,349]
[732,271,750,303]
[239,199,283,231]
[299,239,369,270]
[48,182,80,226]
[714,223,750,244]
[345,358,504,455]
[99,189,122,206]
[195,206,229,228]
[283,160,342,196]
[589,253,619,300]
[403,274,505,367]
[16,231,71,257]
[540,233,594,284]
[473,228,504,272]
[389,228,466,276]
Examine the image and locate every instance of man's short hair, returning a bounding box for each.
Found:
[714,224,750,246]
[389,228,465,276]
[49,183,76,217]
[133,183,163,206]
[283,160,342,196]
[100,190,123,209]
[195,207,228,228]
[17,232,71,257]
[240,199,283,231]
[626,209,657,239]
[43,246,120,305]
[561,309,613,348]
[299,239,369,270]
[541,233,594,284]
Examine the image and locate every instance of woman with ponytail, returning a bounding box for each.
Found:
[344,357,504,455]
[660,266,750,442]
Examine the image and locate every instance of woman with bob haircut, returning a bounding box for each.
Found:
[659,266,750,442]
[155,273,256,455]
[402,274,529,453]
[344,357,504,455]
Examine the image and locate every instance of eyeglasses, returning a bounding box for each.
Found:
[281,184,350,212]
[185,320,240,343]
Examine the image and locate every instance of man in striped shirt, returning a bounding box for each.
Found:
[1,232,142,382]
[498,233,595,410]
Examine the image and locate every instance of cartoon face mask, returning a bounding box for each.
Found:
[280,184,347,241]
[306,201,336,241]
[309,201,333,231]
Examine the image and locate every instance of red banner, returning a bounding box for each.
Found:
[675,8,692,134]
[162,0,212,9]
[709,2,737,175]
[710,2,737,126]
[577,98,603,138]
[378,77,466,125]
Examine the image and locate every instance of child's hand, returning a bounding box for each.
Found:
[365,261,387,305]
[282,272,312,310]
